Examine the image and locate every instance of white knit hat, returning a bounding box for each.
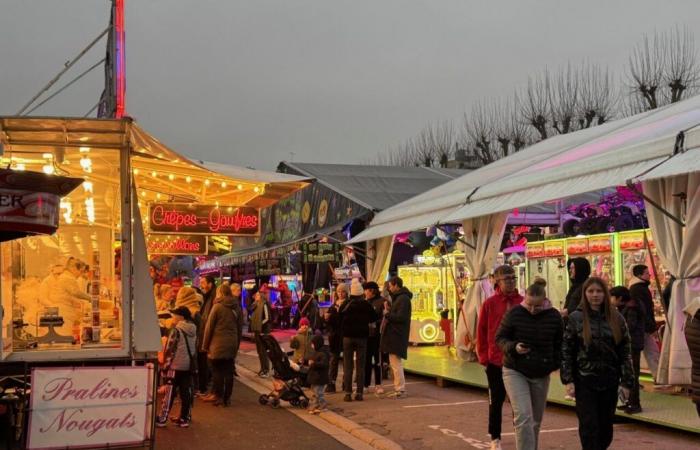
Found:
[350,278,364,296]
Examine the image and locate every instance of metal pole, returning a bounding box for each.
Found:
[16,27,110,115]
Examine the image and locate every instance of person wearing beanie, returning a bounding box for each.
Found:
[176,286,201,318]
[363,281,386,395]
[324,283,348,393]
[340,278,380,402]
[290,317,314,365]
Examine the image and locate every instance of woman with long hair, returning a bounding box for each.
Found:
[561,277,634,450]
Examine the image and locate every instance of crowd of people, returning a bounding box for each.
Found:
[478,260,667,450]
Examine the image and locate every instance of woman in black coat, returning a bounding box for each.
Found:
[323,283,348,393]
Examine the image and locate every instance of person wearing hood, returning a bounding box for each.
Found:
[201,283,242,406]
[175,287,201,318]
[381,276,412,400]
[496,281,563,450]
[340,278,379,402]
[684,296,700,418]
[156,306,197,428]
[196,275,217,394]
[477,265,524,450]
[629,264,660,382]
[563,257,591,319]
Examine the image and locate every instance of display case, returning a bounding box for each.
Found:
[398,252,466,344]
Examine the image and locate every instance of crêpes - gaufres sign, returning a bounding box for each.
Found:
[148,203,259,236]
[27,367,151,450]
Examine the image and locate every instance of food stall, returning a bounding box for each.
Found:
[397,252,467,344]
[0,117,307,449]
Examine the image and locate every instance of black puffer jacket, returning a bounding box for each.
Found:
[563,258,591,316]
[629,278,656,333]
[325,302,343,354]
[381,287,412,359]
[685,311,700,403]
[307,348,330,386]
[618,300,646,352]
[340,296,379,339]
[561,307,635,390]
[496,305,563,378]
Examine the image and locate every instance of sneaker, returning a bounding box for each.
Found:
[156,419,168,428]
[176,419,190,428]
[343,393,352,402]
[490,439,502,450]
[386,390,407,399]
[374,386,385,395]
[308,408,317,415]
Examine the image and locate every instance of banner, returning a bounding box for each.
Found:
[256,258,285,276]
[147,234,208,255]
[148,203,259,236]
[27,366,151,450]
[302,242,341,264]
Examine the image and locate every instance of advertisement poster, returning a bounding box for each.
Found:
[28,366,151,450]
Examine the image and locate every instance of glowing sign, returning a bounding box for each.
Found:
[147,234,208,255]
[526,243,545,259]
[148,203,259,236]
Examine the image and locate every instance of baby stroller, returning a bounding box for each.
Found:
[258,334,310,409]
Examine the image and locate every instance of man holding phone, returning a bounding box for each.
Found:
[477,265,523,450]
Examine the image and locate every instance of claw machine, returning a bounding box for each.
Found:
[398,252,466,344]
[566,234,617,288]
[526,240,568,309]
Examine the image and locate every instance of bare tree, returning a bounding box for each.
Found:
[665,25,700,103]
[577,63,618,127]
[462,101,498,164]
[627,32,665,110]
[549,64,579,134]
[519,72,550,141]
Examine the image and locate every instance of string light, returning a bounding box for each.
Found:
[133,168,140,175]
[156,193,162,199]
[204,179,211,187]
[79,147,90,153]
[227,207,233,213]
[60,199,72,224]
[82,181,93,193]
[80,156,92,173]
[168,173,175,181]
[42,164,54,175]
[186,176,192,183]
[15,163,25,171]
[253,186,260,193]
[140,191,146,197]
[151,171,157,177]
[221,181,227,188]
[215,201,219,208]
[85,197,95,223]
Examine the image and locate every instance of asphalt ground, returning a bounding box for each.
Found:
[233,332,700,450]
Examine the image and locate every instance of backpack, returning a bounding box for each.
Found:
[178,328,198,377]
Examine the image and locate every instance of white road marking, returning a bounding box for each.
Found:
[501,427,578,436]
[428,425,491,449]
[404,400,487,409]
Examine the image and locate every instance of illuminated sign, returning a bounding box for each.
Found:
[0,188,60,237]
[148,203,259,236]
[589,235,613,253]
[566,238,589,255]
[544,240,565,257]
[256,258,285,276]
[147,234,208,255]
[526,243,545,259]
[619,231,645,251]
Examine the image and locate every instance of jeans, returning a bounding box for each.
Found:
[310,385,327,409]
[575,383,618,450]
[502,368,550,450]
[629,350,642,408]
[342,337,367,394]
[210,358,234,403]
[643,333,660,382]
[485,364,507,440]
[388,354,406,392]
[255,332,270,373]
[365,335,382,387]
[197,351,210,392]
[329,351,341,388]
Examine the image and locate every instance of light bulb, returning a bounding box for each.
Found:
[42,164,54,175]
[15,163,25,171]
[221,181,227,188]
[168,173,175,181]
[156,193,162,199]
[140,191,146,197]
[237,184,243,190]
[151,171,157,177]
[254,186,260,193]
[80,156,92,173]
[82,181,93,193]
[133,168,140,175]
[42,153,53,159]
[79,147,90,153]
[227,207,233,213]
[186,176,192,183]
[204,179,211,186]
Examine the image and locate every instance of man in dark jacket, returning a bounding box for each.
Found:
[563,258,591,319]
[196,275,216,394]
[611,285,645,414]
[629,264,660,382]
[324,283,347,393]
[364,281,386,395]
[381,276,412,399]
[340,279,380,401]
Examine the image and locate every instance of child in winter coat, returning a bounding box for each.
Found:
[307,335,330,413]
[157,306,198,428]
[611,285,645,414]
[290,317,314,365]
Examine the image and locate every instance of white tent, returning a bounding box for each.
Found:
[348,95,700,384]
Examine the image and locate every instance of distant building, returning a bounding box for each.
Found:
[445,148,483,170]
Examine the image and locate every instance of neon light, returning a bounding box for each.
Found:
[115,0,126,118]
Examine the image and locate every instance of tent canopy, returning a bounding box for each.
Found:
[349,95,700,243]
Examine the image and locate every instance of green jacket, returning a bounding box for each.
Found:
[290,329,314,363]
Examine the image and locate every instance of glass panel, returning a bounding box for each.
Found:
[1,147,123,352]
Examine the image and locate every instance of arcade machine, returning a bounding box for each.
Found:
[566,234,617,288]
[526,240,568,309]
[397,252,466,344]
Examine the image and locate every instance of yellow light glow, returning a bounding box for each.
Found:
[15,163,25,171]
[82,181,93,193]
[168,174,175,181]
[79,147,90,153]
[237,184,243,190]
[140,191,146,197]
[151,171,157,177]
[79,136,89,142]
[42,153,53,159]
[133,168,140,175]
[215,201,219,207]
[204,179,211,186]
[221,181,227,188]
[42,164,54,175]
[80,156,92,173]
[227,207,233,213]
[253,186,260,193]
[186,176,192,183]
[156,193,162,199]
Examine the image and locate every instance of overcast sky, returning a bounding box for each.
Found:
[2,1,700,170]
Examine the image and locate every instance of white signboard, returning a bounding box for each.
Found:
[28,366,151,450]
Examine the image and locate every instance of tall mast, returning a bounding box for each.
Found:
[99,0,126,118]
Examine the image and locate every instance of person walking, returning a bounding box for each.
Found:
[684,296,700,418]
[202,283,242,407]
[307,335,330,414]
[561,277,635,450]
[340,279,379,402]
[380,276,412,400]
[562,257,591,320]
[230,283,245,377]
[156,306,197,428]
[610,285,645,414]
[364,281,386,395]
[496,282,563,450]
[250,289,272,377]
[477,265,524,450]
[196,275,217,395]
[324,283,347,393]
[629,264,660,382]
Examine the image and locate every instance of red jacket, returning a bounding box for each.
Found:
[477,290,523,367]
